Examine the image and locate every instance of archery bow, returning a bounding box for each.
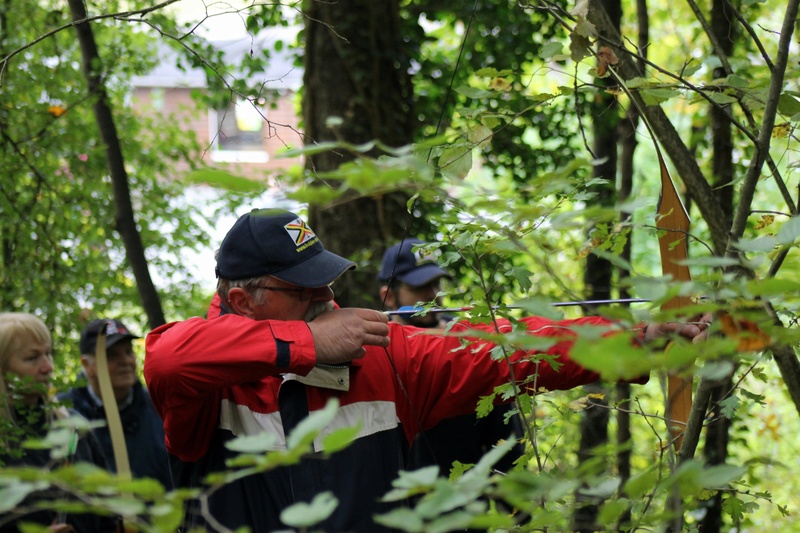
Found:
[599,47,695,450]
[655,147,694,450]
[94,323,132,481]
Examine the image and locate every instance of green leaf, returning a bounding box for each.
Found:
[569,32,592,61]
[574,18,597,38]
[438,144,473,180]
[99,496,147,516]
[427,510,476,533]
[727,74,751,88]
[280,491,338,527]
[285,398,340,450]
[708,92,737,105]
[226,432,278,453]
[467,124,492,149]
[598,498,630,525]
[719,395,740,419]
[700,464,747,489]
[777,94,800,115]
[641,88,679,105]
[697,360,734,381]
[374,507,425,532]
[182,168,264,193]
[746,277,800,297]
[0,482,43,512]
[475,67,513,77]
[417,481,474,517]
[321,425,360,454]
[623,467,658,498]
[454,86,493,99]
[540,41,564,60]
[734,236,778,252]
[776,216,800,245]
[566,334,652,381]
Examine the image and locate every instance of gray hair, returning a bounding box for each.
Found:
[216,276,270,312]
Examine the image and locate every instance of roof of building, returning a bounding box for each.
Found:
[132,28,302,91]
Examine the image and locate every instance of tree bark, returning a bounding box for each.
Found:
[302,0,421,308]
[699,1,737,529]
[67,0,165,328]
[574,0,621,529]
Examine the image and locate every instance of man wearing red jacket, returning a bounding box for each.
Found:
[144,208,708,532]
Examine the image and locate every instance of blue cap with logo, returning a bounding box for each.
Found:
[378,239,451,287]
[80,318,139,356]
[215,208,356,287]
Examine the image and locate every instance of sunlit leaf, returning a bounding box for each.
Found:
[0,482,44,512]
[734,235,778,252]
[374,507,425,531]
[700,464,747,489]
[776,215,800,244]
[182,168,264,193]
[321,425,360,455]
[225,431,278,453]
[286,398,339,449]
[777,94,800,115]
[438,145,473,180]
[280,491,338,527]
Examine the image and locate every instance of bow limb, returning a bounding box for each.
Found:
[656,149,693,450]
[95,330,132,481]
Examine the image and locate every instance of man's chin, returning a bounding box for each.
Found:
[305,301,336,322]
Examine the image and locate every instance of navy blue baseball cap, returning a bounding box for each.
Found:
[80,319,139,356]
[215,208,356,287]
[378,239,451,287]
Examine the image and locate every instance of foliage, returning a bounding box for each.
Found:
[0,1,240,365]
[1,0,800,531]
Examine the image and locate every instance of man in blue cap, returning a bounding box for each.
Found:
[378,239,525,474]
[378,239,452,328]
[59,318,173,490]
[144,207,709,533]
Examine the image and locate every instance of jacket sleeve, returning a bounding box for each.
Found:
[143,314,317,461]
[391,315,630,435]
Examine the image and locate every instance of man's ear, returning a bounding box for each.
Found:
[80,355,95,378]
[227,288,256,318]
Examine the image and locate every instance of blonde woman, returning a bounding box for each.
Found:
[0,312,115,532]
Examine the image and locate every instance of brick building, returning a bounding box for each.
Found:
[132,31,304,181]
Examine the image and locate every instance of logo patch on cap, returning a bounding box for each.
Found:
[284,218,317,246]
[414,247,437,267]
[105,319,129,336]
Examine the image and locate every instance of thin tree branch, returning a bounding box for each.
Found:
[727,0,800,247]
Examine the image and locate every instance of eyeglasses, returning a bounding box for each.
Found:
[251,284,330,301]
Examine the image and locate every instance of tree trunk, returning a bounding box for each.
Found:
[67,0,165,328]
[574,0,621,529]
[302,0,420,308]
[700,0,737,529]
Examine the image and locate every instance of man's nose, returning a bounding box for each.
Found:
[420,286,438,301]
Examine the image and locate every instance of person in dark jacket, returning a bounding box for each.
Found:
[58,319,173,491]
[0,312,117,532]
[378,239,526,476]
[144,208,710,533]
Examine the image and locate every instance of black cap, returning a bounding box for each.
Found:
[215,208,356,287]
[80,319,139,356]
[378,239,451,286]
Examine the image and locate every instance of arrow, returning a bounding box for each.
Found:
[384,298,651,316]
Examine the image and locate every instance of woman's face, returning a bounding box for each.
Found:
[4,335,54,405]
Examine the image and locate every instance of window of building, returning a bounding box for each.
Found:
[210,97,269,163]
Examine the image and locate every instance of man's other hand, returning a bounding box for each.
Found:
[644,312,713,344]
